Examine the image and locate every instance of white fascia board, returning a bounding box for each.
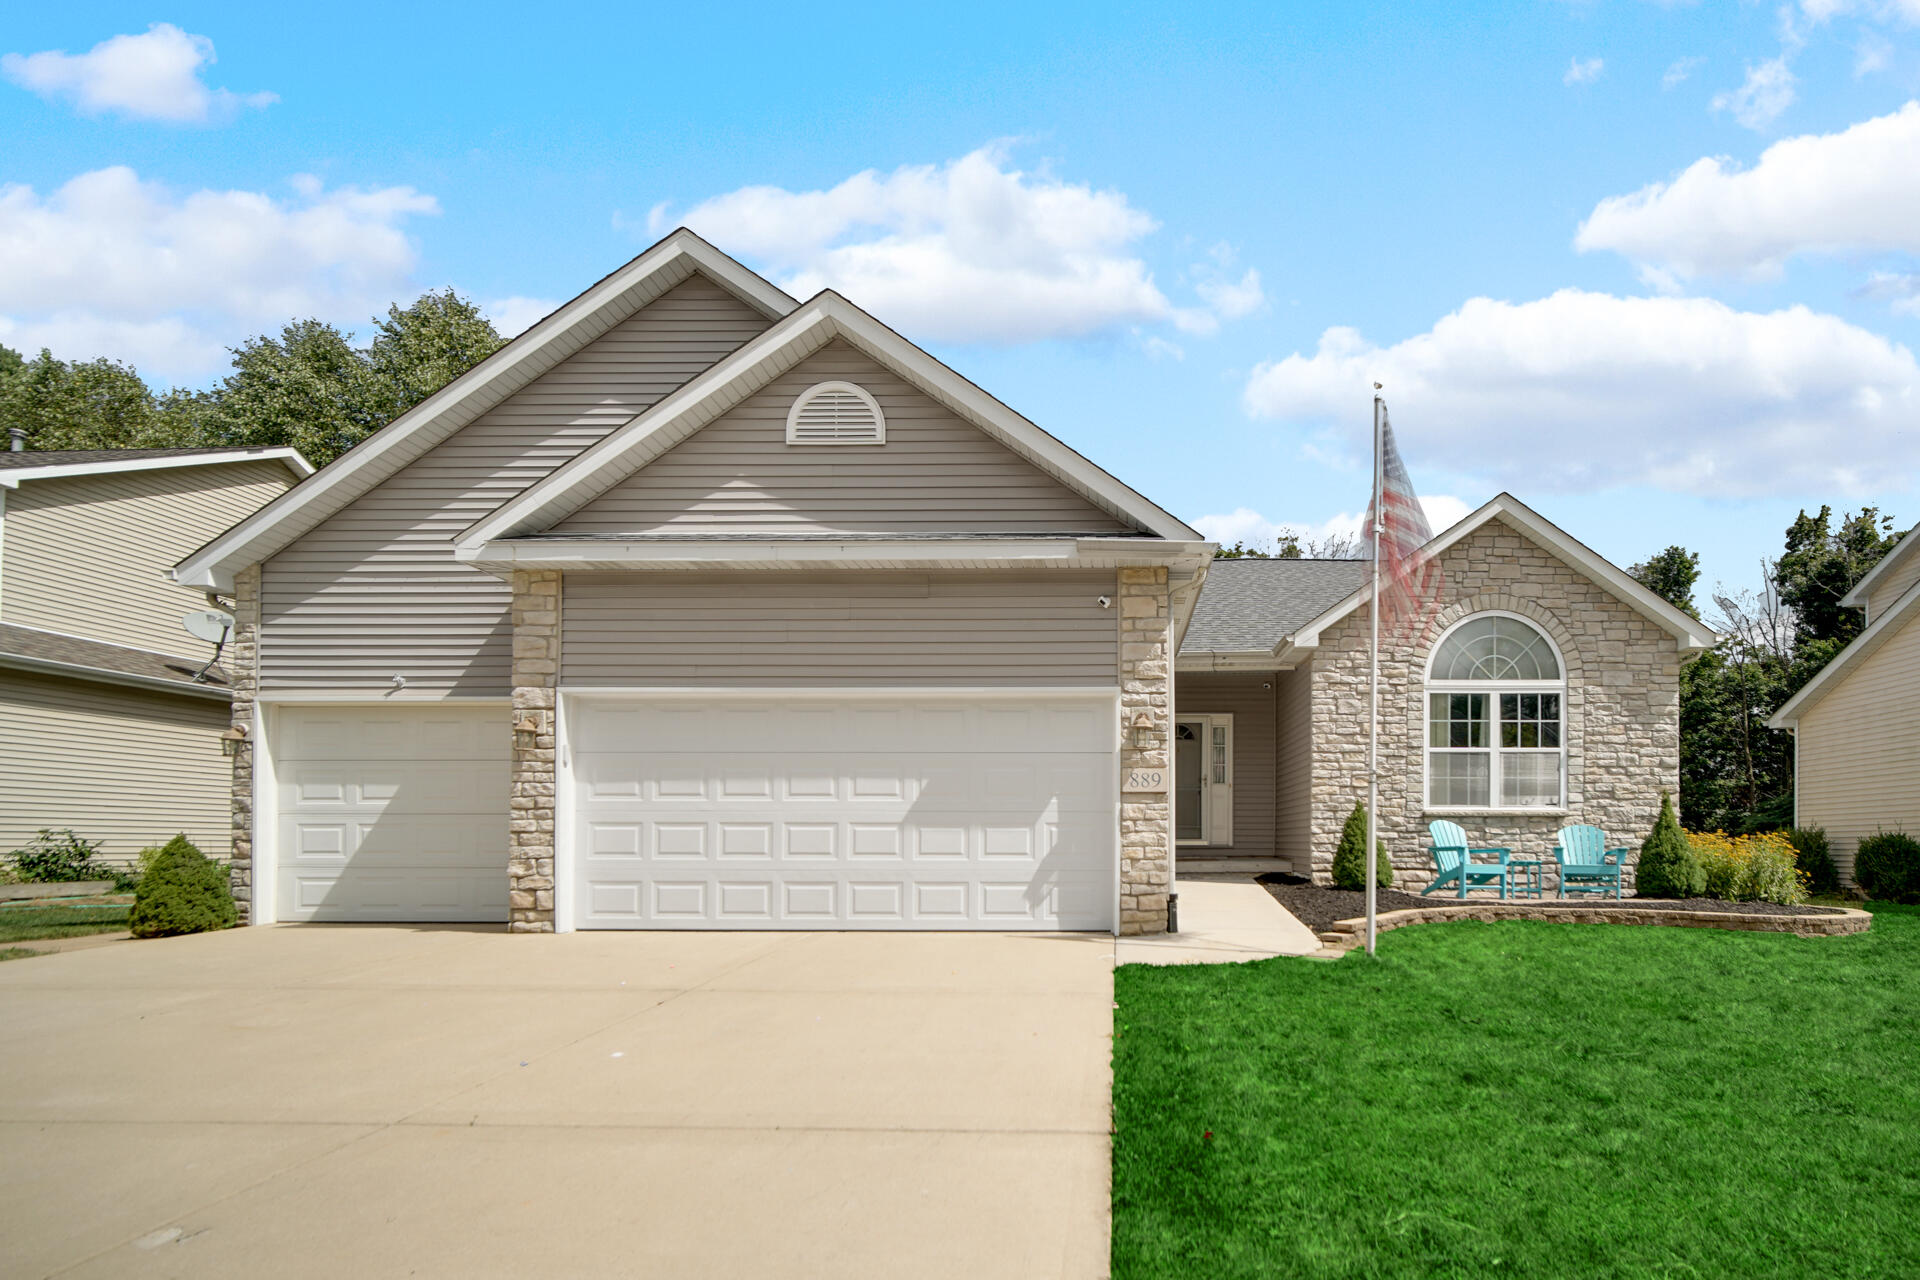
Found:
[0,447,312,490]
[1768,577,1920,728]
[0,651,231,700]
[170,230,798,593]
[456,536,1216,572]
[1273,495,1720,656]
[1175,649,1300,673]
[460,292,1204,551]
[1841,522,1919,608]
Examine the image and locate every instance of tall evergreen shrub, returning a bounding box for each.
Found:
[1785,826,1840,896]
[1636,791,1704,898]
[1854,830,1920,903]
[128,835,236,938]
[1331,801,1393,890]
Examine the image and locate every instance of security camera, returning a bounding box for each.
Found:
[1097,596,1112,609]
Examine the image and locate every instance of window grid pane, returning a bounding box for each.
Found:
[1499,752,1562,806]
[1428,752,1490,807]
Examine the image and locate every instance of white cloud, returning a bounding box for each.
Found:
[483,296,559,338]
[1,24,274,124]
[1802,0,1920,24]
[645,145,1258,345]
[1240,289,1919,499]
[1197,269,1265,320]
[1576,102,1920,279]
[1663,56,1705,89]
[1564,57,1606,86]
[1860,270,1920,315]
[1711,56,1797,129]
[0,167,439,381]
[1855,33,1893,74]
[1194,496,1472,554]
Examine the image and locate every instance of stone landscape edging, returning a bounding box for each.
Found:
[1314,900,1873,956]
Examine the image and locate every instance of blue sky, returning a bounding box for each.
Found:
[4,2,1919,602]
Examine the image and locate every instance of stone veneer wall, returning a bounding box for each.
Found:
[225,564,262,921]
[1119,566,1173,935]
[1307,518,1683,889]
[509,569,560,932]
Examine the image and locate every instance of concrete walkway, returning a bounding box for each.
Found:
[1115,879,1322,965]
[0,926,1113,1279]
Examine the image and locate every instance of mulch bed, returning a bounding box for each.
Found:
[1253,872,1845,934]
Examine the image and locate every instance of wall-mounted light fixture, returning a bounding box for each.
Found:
[219,725,247,757]
[1129,711,1157,750]
[513,715,541,747]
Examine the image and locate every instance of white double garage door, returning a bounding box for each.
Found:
[271,692,1119,931]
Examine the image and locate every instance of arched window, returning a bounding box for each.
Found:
[1425,614,1565,809]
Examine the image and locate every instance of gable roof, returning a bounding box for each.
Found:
[1181,493,1719,665]
[1180,558,1368,654]
[170,229,799,593]
[455,290,1203,555]
[1840,520,1919,608]
[0,447,311,486]
[0,622,230,700]
[1769,575,1920,728]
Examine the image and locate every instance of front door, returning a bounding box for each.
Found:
[1174,720,1206,842]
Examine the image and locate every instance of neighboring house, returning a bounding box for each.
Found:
[172,230,1700,936]
[1176,497,1717,886]
[1768,522,1920,884]
[0,447,313,863]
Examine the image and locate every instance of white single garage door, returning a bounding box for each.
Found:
[271,704,510,922]
[568,693,1118,931]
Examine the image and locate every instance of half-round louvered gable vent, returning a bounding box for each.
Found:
[785,381,886,445]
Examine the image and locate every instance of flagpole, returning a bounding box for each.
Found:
[1367,389,1383,957]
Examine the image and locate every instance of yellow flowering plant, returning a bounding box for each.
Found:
[1685,830,1809,905]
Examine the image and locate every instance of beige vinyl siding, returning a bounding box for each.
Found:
[260,275,771,692]
[1274,663,1314,873]
[553,340,1135,536]
[1794,611,1920,885]
[2,461,292,654]
[1866,550,1920,623]
[0,671,231,864]
[1175,672,1278,858]
[562,570,1119,686]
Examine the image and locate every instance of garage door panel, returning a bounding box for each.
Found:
[273,705,508,923]
[570,694,1117,931]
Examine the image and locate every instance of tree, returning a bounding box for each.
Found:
[1215,541,1270,559]
[0,346,171,450]
[1630,545,1701,618]
[1776,506,1899,650]
[1636,791,1704,898]
[365,288,504,420]
[1330,801,1392,890]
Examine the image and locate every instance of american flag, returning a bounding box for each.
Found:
[1361,404,1444,640]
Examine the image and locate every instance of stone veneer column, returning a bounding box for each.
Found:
[509,569,561,932]
[1118,566,1173,936]
[226,564,261,922]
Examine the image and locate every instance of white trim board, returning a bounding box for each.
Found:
[457,291,1203,551]
[1769,575,1920,727]
[170,230,799,593]
[0,447,312,489]
[458,535,1215,574]
[1265,493,1720,664]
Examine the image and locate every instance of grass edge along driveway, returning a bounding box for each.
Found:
[1113,905,1920,1279]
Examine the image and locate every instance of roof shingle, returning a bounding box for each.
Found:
[1181,558,1369,654]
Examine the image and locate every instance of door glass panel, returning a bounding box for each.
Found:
[1175,722,1204,841]
[1211,726,1228,784]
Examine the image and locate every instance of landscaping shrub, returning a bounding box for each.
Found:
[1687,830,1808,905]
[1330,801,1392,890]
[1785,826,1840,896]
[5,829,115,883]
[128,835,235,939]
[1636,791,1704,898]
[1854,830,1920,904]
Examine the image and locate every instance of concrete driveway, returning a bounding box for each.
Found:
[0,926,1113,1279]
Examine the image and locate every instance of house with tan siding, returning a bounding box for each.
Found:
[0,447,311,863]
[1769,523,1920,885]
[171,229,1705,935]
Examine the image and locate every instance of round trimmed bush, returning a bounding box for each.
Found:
[1854,830,1920,903]
[1331,801,1392,890]
[128,835,236,938]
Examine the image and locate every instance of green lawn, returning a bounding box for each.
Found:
[1113,906,1920,1279]
[0,898,132,946]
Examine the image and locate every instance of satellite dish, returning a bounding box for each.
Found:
[183,609,235,645]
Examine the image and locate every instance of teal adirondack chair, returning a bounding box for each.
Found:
[1552,824,1628,899]
[1424,820,1513,899]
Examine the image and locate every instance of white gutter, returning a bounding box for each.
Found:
[0,447,312,488]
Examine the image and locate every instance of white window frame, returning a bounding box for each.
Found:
[1422,611,1567,814]
[784,380,886,445]
[1173,713,1234,845]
